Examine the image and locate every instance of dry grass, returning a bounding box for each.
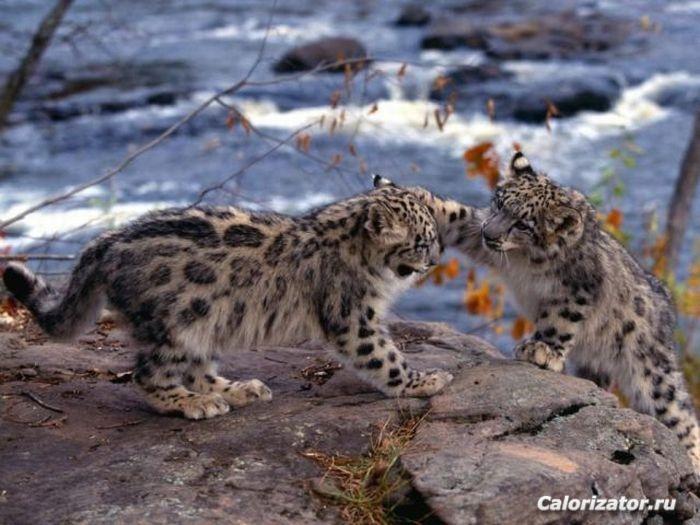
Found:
[302,415,425,525]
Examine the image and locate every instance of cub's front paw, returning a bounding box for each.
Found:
[514,340,565,372]
[222,379,273,408]
[404,369,454,397]
[179,393,230,420]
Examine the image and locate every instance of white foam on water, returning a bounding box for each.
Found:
[667,1,700,12]
[3,200,180,251]
[241,192,335,214]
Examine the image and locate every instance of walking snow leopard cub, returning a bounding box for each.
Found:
[2,186,453,419]
[375,152,700,472]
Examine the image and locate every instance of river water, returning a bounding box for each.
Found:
[1,0,699,352]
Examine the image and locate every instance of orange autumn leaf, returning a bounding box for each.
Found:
[225,111,237,130]
[511,316,535,339]
[432,75,451,92]
[327,153,343,170]
[463,142,501,189]
[295,133,312,153]
[486,98,495,121]
[465,281,492,316]
[397,62,408,79]
[417,258,460,287]
[605,208,623,230]
[329,90,342,109]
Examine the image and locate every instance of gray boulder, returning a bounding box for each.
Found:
[273,37,369,74]
[0,320,696,524]
[422,11,638,60]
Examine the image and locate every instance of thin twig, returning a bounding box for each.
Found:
[0,54,405,231]
[21,391,64,413]
[95,419,144,430]
[0,254,75,261]
[188,122,318,207]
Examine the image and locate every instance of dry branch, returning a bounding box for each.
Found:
[665,110,700,270]
[0,254,75,261]
[0,0,74,130]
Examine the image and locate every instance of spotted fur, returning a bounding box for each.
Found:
[375,153,700,473]
[3,188,452,419]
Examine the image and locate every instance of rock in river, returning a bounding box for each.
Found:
[273,37,369,74]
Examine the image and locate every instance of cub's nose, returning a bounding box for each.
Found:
[482,230,499,243]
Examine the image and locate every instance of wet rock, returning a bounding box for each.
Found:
[431,67,623,122]
[0,321,695,524]
[395,4,431,27]
[25,61,192,122]
[512,75,622,122]
[273,37,369,74]
[652,79,700,112]
[402,362,699,524]
[422,11,638,60]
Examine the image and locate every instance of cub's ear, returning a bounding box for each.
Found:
[372,174,397,188]
[365,202,407,244]
[547,205,583,239]
[509,151,536,179]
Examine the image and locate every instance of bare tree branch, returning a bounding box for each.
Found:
[0,254,75,261]
[0,56,383,232]
[0,0,74,130]
[188,122,318,207]
[665,110,700,270]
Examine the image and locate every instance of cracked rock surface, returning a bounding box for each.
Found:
[0,321,697,524]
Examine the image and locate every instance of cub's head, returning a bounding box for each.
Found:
[482,152,589,260]
[365,186,441,278]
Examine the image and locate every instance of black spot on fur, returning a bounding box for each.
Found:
[358,327,375,338]
[389,368,401,378]
[265,311,277,335]
[366,307,375,320]
[191,298,210,317]
[265,234,286,265]
[357,343,374,356]
[387,378,403,387]
[543,327,557,338]
[665,385,675,402]
[184,260,217,284]
[664,417,680,428]
[367,358,383,369]
[558,333,573,343]
[207,251,228,263]
[568,311,583,322]
[223,224,265,247]
[122,215,221,248]
[151,265,172,286]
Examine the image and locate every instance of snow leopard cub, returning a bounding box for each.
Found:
[375,152,700,473]
[3,186,453,419]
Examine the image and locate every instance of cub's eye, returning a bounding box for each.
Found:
[513,220,531,232]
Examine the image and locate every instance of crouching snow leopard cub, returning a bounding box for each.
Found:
[375,152,700,473]
[2,186,453,419]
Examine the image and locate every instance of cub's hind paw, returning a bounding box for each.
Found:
[178,393,230,420]
[403,369,453,397]
[221,379,273,408]
[514,340,565,373]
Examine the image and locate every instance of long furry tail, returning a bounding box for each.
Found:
[2,239,109,340]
